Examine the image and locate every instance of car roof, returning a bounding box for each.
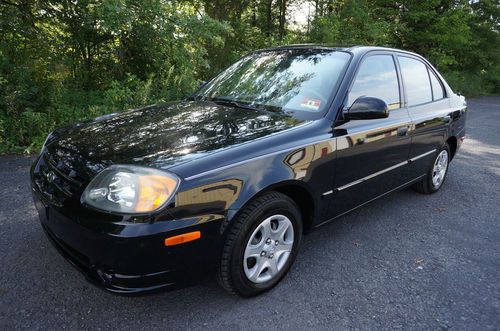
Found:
[253,44,422,58]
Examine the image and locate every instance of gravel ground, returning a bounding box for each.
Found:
[0,97,499,330]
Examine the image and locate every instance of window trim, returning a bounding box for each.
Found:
[427,67,446,102]
[426,68,435,101]
[344,51,403,112]
[396,54,448,108]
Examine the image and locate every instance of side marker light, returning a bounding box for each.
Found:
[165,231,201,246]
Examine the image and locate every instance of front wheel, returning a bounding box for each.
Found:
[217,192,302,297]
[412,144,451,194]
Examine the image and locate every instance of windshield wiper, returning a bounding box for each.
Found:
[209,97,281,116]
[210,97,261,111]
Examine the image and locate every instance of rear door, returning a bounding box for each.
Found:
[396,55,450,179]
[327,52,412,217]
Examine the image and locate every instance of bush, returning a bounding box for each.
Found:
[0,73,195,154]
[443,71,496,97]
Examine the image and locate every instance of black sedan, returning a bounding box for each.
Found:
[31,45,467,297]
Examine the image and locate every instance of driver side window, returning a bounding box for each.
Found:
[348,55,401,110]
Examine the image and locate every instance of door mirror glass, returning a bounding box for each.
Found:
[346,96,389,120]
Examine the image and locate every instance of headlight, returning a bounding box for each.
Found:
[81,165,180,214]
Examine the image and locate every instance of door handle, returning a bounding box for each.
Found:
[397,126,409,136]
[444,115,452,124]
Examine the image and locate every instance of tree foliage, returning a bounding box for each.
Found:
[0,0,498,153]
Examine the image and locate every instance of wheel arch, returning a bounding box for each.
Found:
[225,180,317,235]
[447,136,458,160]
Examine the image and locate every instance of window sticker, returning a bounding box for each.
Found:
[300,98,321,111]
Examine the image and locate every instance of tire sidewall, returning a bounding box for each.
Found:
[230,196,302,296]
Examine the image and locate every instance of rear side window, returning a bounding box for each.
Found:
[398,56,432,106]
[429,69,444,100]
[348,55,400,110]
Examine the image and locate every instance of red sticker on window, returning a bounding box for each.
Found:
[300,98,321,110]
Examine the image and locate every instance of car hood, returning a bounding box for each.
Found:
[45,100,306,179]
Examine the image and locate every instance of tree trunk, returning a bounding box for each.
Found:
[266,0,273,36]
[279,0,287,39]
[252,0,257,26]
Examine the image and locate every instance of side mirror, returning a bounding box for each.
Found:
[345,96,389,120]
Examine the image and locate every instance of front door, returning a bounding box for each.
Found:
[327,53,412,218]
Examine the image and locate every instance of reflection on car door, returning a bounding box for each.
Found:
[325,53,412,220]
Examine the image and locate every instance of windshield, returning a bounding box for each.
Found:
[194,49,351,120]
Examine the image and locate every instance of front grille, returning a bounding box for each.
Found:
[33,149,86,206]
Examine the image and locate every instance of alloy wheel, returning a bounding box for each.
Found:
[432,150,449,188]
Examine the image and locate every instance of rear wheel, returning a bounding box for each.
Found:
[412,143,450,194]
[217,192,302,297]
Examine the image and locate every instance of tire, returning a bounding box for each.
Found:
[217,191,302,297]
[412,143,451,194]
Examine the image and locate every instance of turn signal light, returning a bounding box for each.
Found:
[135,175,178,212]
[165,231,201,246]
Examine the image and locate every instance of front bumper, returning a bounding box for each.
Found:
[32,187,225,295]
